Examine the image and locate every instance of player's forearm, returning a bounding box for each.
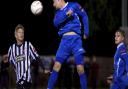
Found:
[83,18,89,37]
[83,14,89,37]
[77,9,89,37]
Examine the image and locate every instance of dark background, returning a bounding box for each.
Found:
[0,0,122,57]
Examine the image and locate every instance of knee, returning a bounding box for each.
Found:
[53,61,61,72]
[77,65,85,75]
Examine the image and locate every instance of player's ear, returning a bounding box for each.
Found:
[122,36,125,41]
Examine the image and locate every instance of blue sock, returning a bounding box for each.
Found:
[79,73,87,89]
[47,70,58,89]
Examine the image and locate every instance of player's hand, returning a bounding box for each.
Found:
[83,35,87,39]
[66,9,73,17]
[107,75,113,80]
[3,54,8,63]
[107,75,113,84]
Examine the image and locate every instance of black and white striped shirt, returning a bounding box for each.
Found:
[8,41,39,83]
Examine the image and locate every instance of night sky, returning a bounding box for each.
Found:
[0,0,118,57]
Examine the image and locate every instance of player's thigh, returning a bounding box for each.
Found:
[72,37,85,57]
[56,39,71,64]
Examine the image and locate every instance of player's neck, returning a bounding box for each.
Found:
[17,40,24,45]
[60,1,67,9]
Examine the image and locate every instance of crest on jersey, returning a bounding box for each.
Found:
[120,49,127,55]
[16,54,26,63]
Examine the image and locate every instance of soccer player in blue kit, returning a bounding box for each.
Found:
[107,30,128,89]
[47,0,89,89]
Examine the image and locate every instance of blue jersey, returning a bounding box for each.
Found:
[114,42,128,79]
[53,2,89,37]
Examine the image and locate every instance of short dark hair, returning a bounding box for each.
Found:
[15,24,24,32]
[116,29,125,37]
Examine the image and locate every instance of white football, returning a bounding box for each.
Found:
[31,0,43,15]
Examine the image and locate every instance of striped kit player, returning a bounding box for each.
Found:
[8,24,39,89]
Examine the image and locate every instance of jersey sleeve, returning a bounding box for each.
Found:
[72,3,89,37]
[120,47,128,72]
[29,42,39,60]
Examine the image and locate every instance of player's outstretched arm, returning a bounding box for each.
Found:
[74,3,89,38]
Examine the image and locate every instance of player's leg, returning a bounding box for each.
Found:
[72,35,87,89]
[47,37,70,89]
[47,59,70,89]
[75,54,87,89]
[47,61,62,89]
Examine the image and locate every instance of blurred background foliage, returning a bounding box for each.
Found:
[80,0,121,36]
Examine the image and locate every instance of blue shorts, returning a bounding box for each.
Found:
[55,35,85,65]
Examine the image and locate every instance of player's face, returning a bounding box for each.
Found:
[15,28,24,42]
[115,32,124,45]
[53,0,61,9]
